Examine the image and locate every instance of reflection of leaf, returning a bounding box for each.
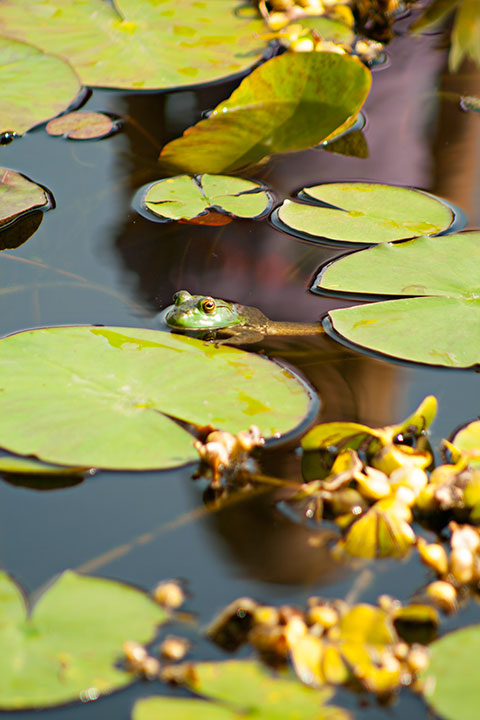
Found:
[46,112,118,140]
[316,233,480,367]
[0,327,313,470]
[0,0,265,90]
[421,624,480,720]
[159,52,371,174]
[0,36,80,135]
[322,129,369,159]
[0,169,51,229]
[276,182,453,245]
[143,175,273,221]
[0,571,166,709]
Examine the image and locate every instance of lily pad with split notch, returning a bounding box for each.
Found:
[314,232,480,367]
[0,326,316,470]
[140,174,273,222]
[0,570,167,709]
[275,182,454,245]
[0,169,52,231]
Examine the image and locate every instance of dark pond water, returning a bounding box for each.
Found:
[1,17,480,720]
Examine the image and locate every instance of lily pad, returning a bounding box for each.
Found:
[0,36,81,135]
[275,182,454,245]
[141,175,273,222]
[133,660,349,720]
[0,168,51,229]
[0,326,314,470]
[159,52,371,174]
[46,112,119,140]
[450,421,480,457]
[314,233,480,367]
[421,624,480,720]
[0,0,265,90]
[0,570,166,709]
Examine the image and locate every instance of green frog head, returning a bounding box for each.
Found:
[165,290,242,330]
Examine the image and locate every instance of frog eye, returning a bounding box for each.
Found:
[173,290,191,305]
[201,297,216,314]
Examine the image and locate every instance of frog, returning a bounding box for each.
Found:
[164,290,322,345]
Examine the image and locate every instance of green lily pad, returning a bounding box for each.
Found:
[46,112,118,140]
[421,624,480,720]
[159,51,371,174]
[0,570,166,709]
[133,660,349,720]
[314,233,480,367]
[0,0,265,90]
[294,16,355,44]
[451,421,480,456]
[0,326,314,470]
[0,36,81,135]
[276,182,453,245]
[0,168,51,229]
[0,453,88,476]
[142,175,273,222]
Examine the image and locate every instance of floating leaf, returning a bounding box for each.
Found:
[0,327,314,470]
[276,182,453,245]
[0,0,265,90]
[295,16,355,44]
[0,570,166,709]
[142,175,273,222]
[0,453,88,476]
[46,111,118,140]
[159,52,371,174]
[451,421,480,457]
[421,624,480,720]
[0,169,51,229]
[145,659,350,719]
[0,36,81,135]
[316,233,480,367]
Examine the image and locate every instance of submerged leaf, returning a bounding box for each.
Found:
[0,0,266,90]
[0,327,314,470]
[142,175,273,221]
[46,112,117,140]
[0,571,166,709]
[0,36,81,135]
[0,169,51,229]
[277,182,453,245]
[159,52,371,174]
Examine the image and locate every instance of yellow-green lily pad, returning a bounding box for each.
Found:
[0,36,81,135]
[141,175,273,222]
[0,570,166,709]
[159,52,371,174]
[315,233,480,367]
[276,182,453,245]
[0,0,266,90]
[0,168,51,229]
[0,326,315,470]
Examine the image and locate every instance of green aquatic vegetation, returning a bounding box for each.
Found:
[134,660,349,720]
[0,168,51,229]
[0,0,265,90]
[142,175,273,222]
[46,111,119,140]
[159,51,371,174]
[315,232,480,367]
[0,570,166,709]
[276,182,453,245]
[0,36,80,136]
[0,326,314,470]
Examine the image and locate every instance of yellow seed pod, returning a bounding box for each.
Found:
[290,37,315,52]
[415,484,438,513]
[329,4,355,26]
[307,604,339,630]
[123,641,147,669]
[425,581,458,613]
[271,0,294,9]
[152,581,186,609]
[392,641,409,661]
[450,547,474,584]
[267,11,290,30]
[390,467,428,496]
[373,443,431,475]
[253,605,281,627]
[322,643,349,684]
[406,644,430,675]
[417,539,449,576]
[450,523,480,553]
[140,655,161,680]
[355,467,391,501]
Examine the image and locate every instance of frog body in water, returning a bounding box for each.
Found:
[165,290,322,345]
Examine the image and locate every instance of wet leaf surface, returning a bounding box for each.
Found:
[142,175,273,221]
[159,52,371,174]
[277,182,453,245]
[0,169,51,229]
[0,0,266,90]
[314,233,480,366]
[0,570,166,709]
[0,36,81,135]
[421,624,480,720]
[46,112,117,140]
[0,327,314,470]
